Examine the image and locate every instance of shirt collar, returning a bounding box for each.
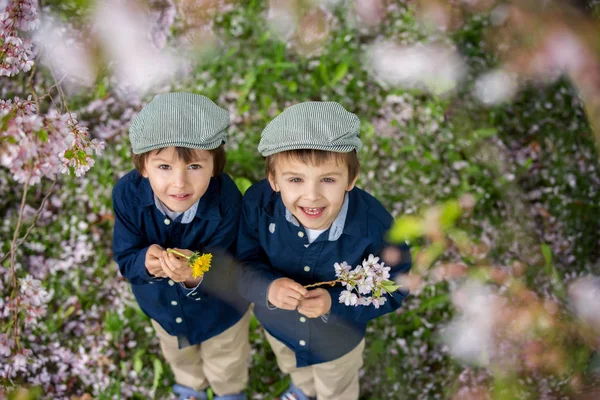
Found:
[154,194,199,224]
[283,192,350,241]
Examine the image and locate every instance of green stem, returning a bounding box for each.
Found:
[166,249,190,259]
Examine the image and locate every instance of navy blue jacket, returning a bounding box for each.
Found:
[236,180,411,367]
[112,170,249,347]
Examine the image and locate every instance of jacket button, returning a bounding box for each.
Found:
[304,266,310,272]
[164,218,171,225]
[168,280,174,286]
[297,231,304,238]
[175,317,182,323]
[299,340,306,346]
[299,317,306,323]
[171,301,178,306]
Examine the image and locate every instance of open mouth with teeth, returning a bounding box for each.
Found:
[300,206,325,218]
[170,194,191,201]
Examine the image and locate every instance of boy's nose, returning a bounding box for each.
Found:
[172,171,187,188]
[304,183,321,200]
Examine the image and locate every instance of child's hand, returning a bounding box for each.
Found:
[267,278,308,310]
[145,244,167,278]
[160,248,193,283]
[298,288,332,318]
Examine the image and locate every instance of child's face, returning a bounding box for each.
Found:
[142,147,214,212]
[268,156,357,231]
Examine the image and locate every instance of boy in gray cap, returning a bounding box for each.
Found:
[112,92,250,400]
[236,102,412,400]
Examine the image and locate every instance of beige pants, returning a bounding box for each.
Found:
[151,310,251,396]
[264,330,365,400]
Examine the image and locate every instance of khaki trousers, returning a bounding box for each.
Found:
[151,310,251,396]
[264,329,365,400]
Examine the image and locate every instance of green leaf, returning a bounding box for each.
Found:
[63,149,75,159]
[62,305,75,319]
[37,128,49,143]
[237,71,257,106]
[319,63,329,85]
[1,136,17,144]
[541,243,552,267]
[151,357,163,394]
[234,177,253,195]
[1,111,15,132]
[440,200,462,230]
[133,350,144,373]
[388,215,424,242]
[260,94,273,112]
[249,315,260,331]
[399,145,417,153]
[361,122,375,140]
[330,62,348,85]
[382,280,400,293]
[286,81,298,93]
[471,127,497,141]
[95,80,107,99]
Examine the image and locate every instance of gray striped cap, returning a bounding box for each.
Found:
[258,101,362,156]
[129,92,229,154]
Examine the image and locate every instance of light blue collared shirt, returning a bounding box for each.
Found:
[284,192,349,242]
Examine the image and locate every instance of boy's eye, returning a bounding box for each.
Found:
[289,177,303,183]
[189,164,202,170]
[158,164,171,170]
[322,177,336,183]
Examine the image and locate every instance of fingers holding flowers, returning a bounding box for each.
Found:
[145,244,167,278]
[298,288,332,318]
[160,250,192,282]
[268,278,309,310]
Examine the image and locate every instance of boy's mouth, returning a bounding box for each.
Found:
[170,194,191,201]
[300,206,325,218]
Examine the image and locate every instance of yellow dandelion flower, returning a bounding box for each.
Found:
[166,249,213,279]
[189,252,212,278]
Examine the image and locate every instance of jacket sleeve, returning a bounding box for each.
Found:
[327,241,412,324]
[235,195,284,305]
[112,186,158,285]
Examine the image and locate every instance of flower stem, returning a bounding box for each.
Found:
[166,249,190,259]
[304,279,342,289]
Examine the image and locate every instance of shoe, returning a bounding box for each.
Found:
[214,393,247,400]
[172,384,208,400]
[277,383,316,400]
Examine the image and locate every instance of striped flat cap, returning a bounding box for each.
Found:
[129,92,229,154]
[258,101,362,156]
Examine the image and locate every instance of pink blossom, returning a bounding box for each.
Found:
[332,254,401,308]
[0,333,13,357]
[372,296,387,309]
[334,261,351,276]
[339,290,358,306]
[0,0,39,77]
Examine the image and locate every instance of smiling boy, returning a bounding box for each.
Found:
[236,102,412,400]
[112,92,250,400]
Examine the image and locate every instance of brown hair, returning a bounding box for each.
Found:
[133,145,226,176]
[265,149,360,183]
